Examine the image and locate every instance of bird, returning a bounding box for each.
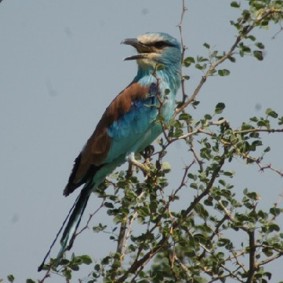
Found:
[38,32,181,271]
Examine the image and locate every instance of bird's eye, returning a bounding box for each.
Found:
[153,41,167,49]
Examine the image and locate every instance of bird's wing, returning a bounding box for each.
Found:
[64,81,159,196]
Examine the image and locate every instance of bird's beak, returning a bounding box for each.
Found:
[121,38,140,49]
[122,38,149,61]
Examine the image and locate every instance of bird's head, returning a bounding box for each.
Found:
[122,32,181,70]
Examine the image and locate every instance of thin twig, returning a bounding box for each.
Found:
[178,0,188,104]
[234,128,283,135]
[76,199,105,237]
[175,8,280,116]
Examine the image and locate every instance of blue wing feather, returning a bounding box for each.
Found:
[105,81,163,163]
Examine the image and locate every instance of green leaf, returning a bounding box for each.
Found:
[187,173,197,180]
[270,207,282,217]
[215,102,226,114]
[223,171,234,177]
[230,1,240,8]
[63,268,72,280]
[268,222,280,232]
[247,35,256,41]
[102,256,111,265]
[204,114,212,120]
[183,56,195,67]
[197,56,209,62]
[253,50,264,61]
[250,116,258,122]
[264,146,271,153]
[104,202,114,208]
[203,42,210,49]
[278,116,283,125]
[81,255,92,265]
[195,63,207,70]
[266,108,278,118]
[93,223,107,233]
[218,69,230,76]
[228,55,236,63]
[7,275,15,283]
[179,112,192,121]
[252,1,266,9]
[255,42,265,49]
[257,119,270,128]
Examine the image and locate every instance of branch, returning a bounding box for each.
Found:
[175,8,281,116]
[116,191,145,256]
[234,128,283,135]
[116,236,167,283]
[174,152,226,226]
[76,199,105,237]
[177,0,188,104]
[246,230,257,283]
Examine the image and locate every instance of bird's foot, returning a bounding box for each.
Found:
[127,153,150,175]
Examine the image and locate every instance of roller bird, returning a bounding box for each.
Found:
[39,32,181,270]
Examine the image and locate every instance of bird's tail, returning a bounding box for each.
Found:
[58,185,91,257]
[38,184,92,271]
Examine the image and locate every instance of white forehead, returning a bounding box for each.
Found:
[137,33,164,44]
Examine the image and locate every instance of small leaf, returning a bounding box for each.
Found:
[230,1,240,8]
[247,35,256,41]
[179,113,191,121]
[218,69,230,76]
[215,102,226,114]
[250,116,258,122]
[197,56,208,62]
[81,255,92,265]
[101,256,110,265]
[195,63,207,70]
[192,100,200,107]
[255,42,265,49]
[203,42,210,49]
[104,202,114,208]
[94,264,101,271]
[270,207,281,217]
[253,50,264,61]
[204,114,212,120]
[7,275,15,283]
[228,55,236,63]
[264,146,271,153]
[266,108,278,118]
[268,222,280,232]
[183,56,195,67]
[223,171,234,177]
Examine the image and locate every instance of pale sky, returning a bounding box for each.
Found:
[1,1,282,282]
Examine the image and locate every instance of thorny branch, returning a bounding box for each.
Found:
[39,2,283,282]
[175,7,282,116]
[178,0,188,104]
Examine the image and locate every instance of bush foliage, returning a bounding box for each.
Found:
[6,1,283,282]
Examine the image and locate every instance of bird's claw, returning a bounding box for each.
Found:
[127,153,150,174]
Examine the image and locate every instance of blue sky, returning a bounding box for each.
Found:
[0,1,282,282]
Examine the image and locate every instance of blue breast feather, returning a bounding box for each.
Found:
[105,82,175,164]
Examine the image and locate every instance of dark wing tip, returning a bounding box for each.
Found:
[63,153,84,196]
[63,184,74,196]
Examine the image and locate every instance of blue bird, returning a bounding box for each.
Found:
[39,32,181,270]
